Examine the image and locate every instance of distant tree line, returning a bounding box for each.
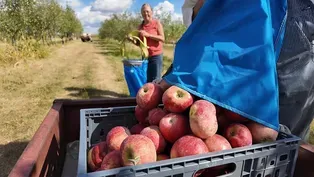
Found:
[98,11,187,44]
[0,0,83,45]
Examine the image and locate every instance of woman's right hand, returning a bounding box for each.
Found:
[126,35,138,45]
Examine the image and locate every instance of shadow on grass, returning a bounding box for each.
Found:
[0,141,29,177]
[64,87,129,98]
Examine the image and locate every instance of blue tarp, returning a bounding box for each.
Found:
[164,0,287,131]
[123,59,148,97]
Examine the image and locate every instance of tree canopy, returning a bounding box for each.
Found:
[98,11,187,44]
[0,0,83,44]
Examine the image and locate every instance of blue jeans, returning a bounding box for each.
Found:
[147,54,163,82]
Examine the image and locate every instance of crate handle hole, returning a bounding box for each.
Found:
[195,163,236,176]
[257,174,262,177]
[99,128,105,136]
[270,160,275,165]
[279,154,288,161]
[275,169,280,177]
[261,158,266,166]
[265,175,271,177]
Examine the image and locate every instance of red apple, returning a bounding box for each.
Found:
[120,135,157,166]
[157,154,170,161]
[193,170,205,177]
[98,150,122,170]
[170,135,209,158]
[224,124,252,148]
[159,113,190,143]
[136,83,163,110]
[87,147,98,171]
[246,122,278,143]
[204,134,232,152]
[106,126,130,151]
[224,109,248,123]
[148,108,167,126]
[162,86,194,113]
[130,124,146,134]
[87,141,107,171]
[135,105,149,124]
[189,100,218,139]
[140,126,167,153]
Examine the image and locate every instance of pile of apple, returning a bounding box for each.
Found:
[87,83,279,176]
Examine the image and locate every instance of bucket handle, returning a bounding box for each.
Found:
[120,30,149,60]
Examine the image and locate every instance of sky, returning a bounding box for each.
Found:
[57,0,186,34]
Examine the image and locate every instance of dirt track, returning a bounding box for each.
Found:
[0,40,129,176]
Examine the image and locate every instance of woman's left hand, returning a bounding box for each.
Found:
[139,30,150,38]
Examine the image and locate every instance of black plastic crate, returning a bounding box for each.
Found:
[77,106,301,177]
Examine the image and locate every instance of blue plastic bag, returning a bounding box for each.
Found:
[164,0,287,131]
[123,59,148,97]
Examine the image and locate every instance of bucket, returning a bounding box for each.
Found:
[122,59,148,97]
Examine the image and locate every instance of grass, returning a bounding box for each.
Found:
[0,40,53,66]
[162,56,173,75]
[106,54,130,96]
[0,72,66,176]
[0,39,132,176]
[310,123,314,144]
[79,64,93,99]
[95,39,139,96]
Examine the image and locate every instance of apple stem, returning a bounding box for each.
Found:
[177,91,184,98]
[128,159,138,166]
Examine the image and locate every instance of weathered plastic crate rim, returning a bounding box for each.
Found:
[77,106,301,177]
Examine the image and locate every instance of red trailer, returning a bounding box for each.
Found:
[8,98,314,177]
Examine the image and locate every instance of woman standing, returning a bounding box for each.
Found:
[138,3,165,82]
